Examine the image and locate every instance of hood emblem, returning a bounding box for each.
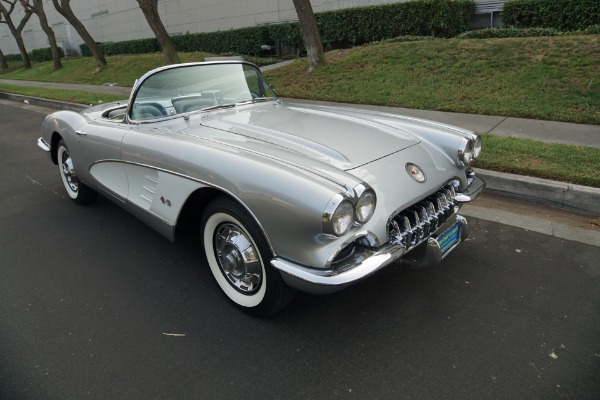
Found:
[406,163,426,183]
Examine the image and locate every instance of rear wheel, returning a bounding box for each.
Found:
[57,139,97,205]
[201,197,295,316]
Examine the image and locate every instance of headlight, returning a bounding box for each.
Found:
[355,190,376,224]
[473,135,482,159]
[458,138,475,164]
[323,194,354,237]
[331,200,354,236]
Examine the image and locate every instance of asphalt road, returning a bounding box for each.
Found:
[1,101,599,400]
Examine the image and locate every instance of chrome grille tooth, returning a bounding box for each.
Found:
[400,216,412,247]
[448,185,456,200]
[395,215,411,247]
[418,206,430,237]
[438,193,448,209]
[425,201,437,230]
[410,210,420,245]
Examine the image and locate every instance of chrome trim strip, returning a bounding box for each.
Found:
[142,185,156,194]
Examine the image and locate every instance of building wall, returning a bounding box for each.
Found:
[0,0,404,55]
[1,0,499,56]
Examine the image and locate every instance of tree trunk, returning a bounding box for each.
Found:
[11,29,30,68]
[0,1,32,69]
[136,0,180,64]
[0,47,8,70]
[51,0,107,71]
[31,0,62,70]
[292,0,326,72]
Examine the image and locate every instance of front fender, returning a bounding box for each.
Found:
[41,111,88,165]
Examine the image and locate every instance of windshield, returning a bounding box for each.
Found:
[130,63,277,121]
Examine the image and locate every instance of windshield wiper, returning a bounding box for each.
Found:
[236,97,277,106]
[201,103,236,112]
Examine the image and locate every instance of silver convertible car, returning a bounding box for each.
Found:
[38,59,484,315]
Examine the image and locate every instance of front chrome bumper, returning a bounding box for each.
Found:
[271,175,485,295]
[37,137,51,152]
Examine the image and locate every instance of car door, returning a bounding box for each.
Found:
[76,118,130,201]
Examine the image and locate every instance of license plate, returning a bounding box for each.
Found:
[438,222,461,255]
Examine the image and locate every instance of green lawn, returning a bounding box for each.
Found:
[0,52,212,87]
[0,52,279,87]
[0,83,126,105]
[265,35,600,125]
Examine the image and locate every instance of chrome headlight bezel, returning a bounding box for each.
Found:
[458,134,482,165]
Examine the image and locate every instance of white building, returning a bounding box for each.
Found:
[0,0,503,56]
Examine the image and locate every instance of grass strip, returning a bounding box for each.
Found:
[474,134,600,188]
[0,52,279,87]
[0,83,125,105]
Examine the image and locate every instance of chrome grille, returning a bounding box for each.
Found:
[389,182,458,251]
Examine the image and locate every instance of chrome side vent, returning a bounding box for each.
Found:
[389,182,458,251]
[140,175,158,204]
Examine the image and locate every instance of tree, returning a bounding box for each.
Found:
[0,46,8,70]
[51,0,106,71]
[292,0,325,72]
[20,0,62,70]
[0,0,32,69]
[136,0,180,64]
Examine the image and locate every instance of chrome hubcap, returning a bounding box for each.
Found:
[61,150,78,193]
[214,223,261,294]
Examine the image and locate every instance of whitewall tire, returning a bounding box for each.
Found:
[202,197,295,316]
[57,139,97,205]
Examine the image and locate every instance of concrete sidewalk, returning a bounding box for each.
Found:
[1,77,599,216]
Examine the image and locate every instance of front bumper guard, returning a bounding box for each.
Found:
[271,175,485,295]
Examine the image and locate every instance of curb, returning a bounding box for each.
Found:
[2,91,599,216]
[0,91,86,112]
[474,169,600,216]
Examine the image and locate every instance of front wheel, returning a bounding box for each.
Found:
[201,197,295,316]
[57,139,97,205]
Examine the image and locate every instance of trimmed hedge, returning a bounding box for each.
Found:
[4,53,22,62]
[81,0,475,57]
[317,0,475,46]
[30,47,64,62]
[172,26,271,54]
[80,38,160,57]
[456,27,561,38]
[504,0,600,31]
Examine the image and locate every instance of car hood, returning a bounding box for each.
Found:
[198,102,422,170]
